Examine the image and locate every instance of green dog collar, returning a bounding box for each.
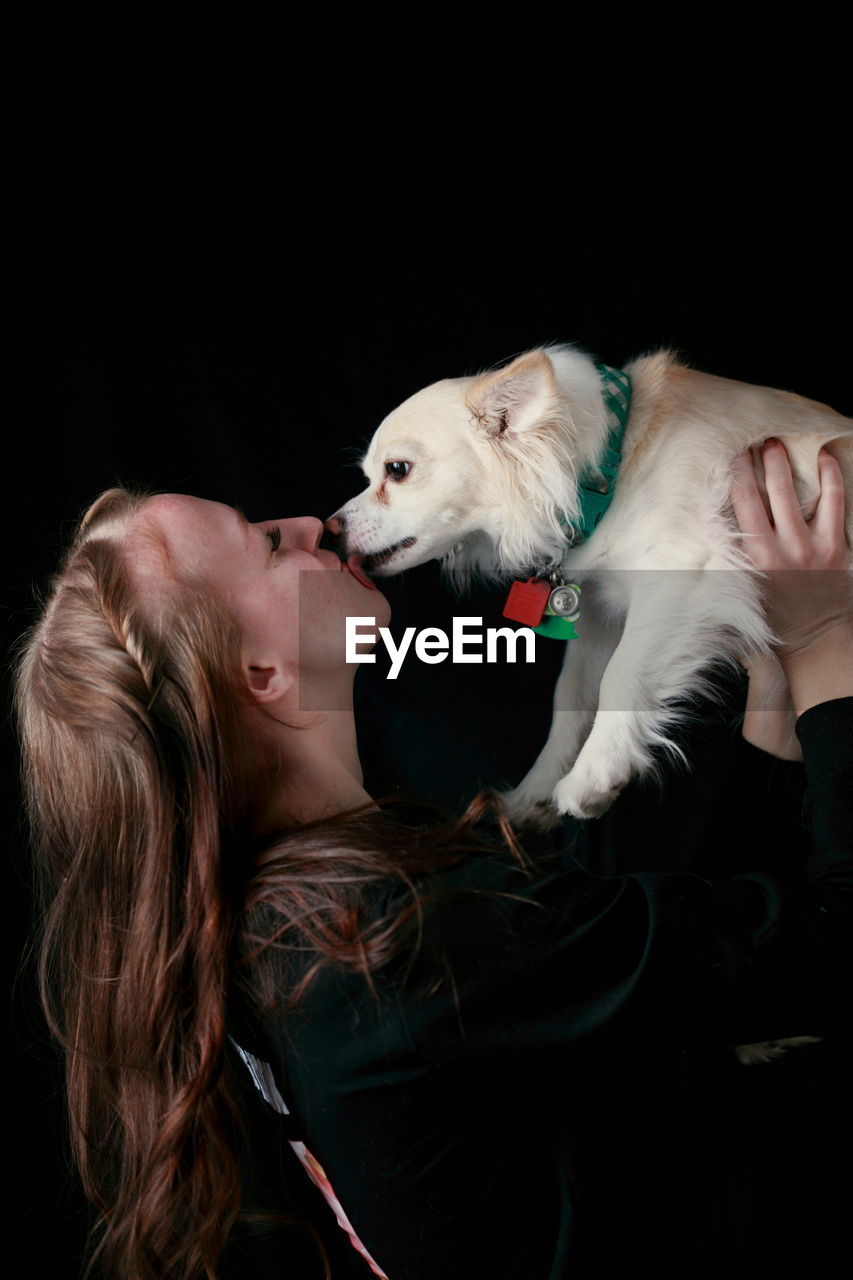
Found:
[532,363,630,640]
[559,363,631,545]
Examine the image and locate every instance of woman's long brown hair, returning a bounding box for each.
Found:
[14,488,529,1279]
[15,488,263,1278]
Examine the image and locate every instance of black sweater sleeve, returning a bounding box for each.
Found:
[795,696,853,890]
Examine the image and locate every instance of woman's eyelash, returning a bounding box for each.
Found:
[265,525,281,553]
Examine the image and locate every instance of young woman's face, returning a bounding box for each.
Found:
[134,495,390,704]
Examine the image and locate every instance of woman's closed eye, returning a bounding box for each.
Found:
[265,525,282,554]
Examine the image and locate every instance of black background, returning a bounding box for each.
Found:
[6,120,852,1275]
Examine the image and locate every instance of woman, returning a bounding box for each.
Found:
[15,440,852,1279]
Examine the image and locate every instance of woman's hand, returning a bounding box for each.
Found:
[731,439,853,722]
[731,439,850,656]
[736,650,803,761]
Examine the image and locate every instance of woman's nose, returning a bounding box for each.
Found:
[286,516,324,553]
[256,516,323,553]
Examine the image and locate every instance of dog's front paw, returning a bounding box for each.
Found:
[552,761,628,820]
[501,785,563,832]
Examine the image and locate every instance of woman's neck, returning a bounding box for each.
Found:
[250,701,377,833]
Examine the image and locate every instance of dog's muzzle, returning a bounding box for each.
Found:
[321,514,417,573]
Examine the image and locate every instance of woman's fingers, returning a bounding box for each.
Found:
[758,438,805,542]
[731,448,782,571]
[730,450,773,541]
[813,449,849,550]
[732,440,850,570]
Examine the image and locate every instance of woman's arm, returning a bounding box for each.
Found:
[782,624,853,717]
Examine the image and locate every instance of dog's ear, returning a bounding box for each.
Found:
[467,349,557,438]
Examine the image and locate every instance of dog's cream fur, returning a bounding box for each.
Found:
[334,346,853,824]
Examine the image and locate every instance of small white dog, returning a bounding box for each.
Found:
[331,346,853,824]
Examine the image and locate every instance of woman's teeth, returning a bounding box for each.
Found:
[362,537,417,572]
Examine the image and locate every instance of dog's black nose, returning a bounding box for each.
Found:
[320,514,344,553]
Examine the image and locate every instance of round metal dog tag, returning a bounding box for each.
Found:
[548,584,581,620]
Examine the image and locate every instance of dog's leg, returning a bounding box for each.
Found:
[503,599,622,829]
[552,569,770,820]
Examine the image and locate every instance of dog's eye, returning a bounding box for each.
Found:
[385,461,411,481]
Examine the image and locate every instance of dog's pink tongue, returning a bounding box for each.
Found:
[346,554,376,590]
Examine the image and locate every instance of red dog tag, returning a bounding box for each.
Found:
[503,578,551,627]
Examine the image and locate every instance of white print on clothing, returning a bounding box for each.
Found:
[230,1039,390,1280]
[347,615,536,679]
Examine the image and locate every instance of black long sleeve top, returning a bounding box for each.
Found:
[227,697,852,1279]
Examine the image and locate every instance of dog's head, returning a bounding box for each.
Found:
[328,347,588,582]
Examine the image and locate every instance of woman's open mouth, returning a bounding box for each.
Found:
[361,537,417,573]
